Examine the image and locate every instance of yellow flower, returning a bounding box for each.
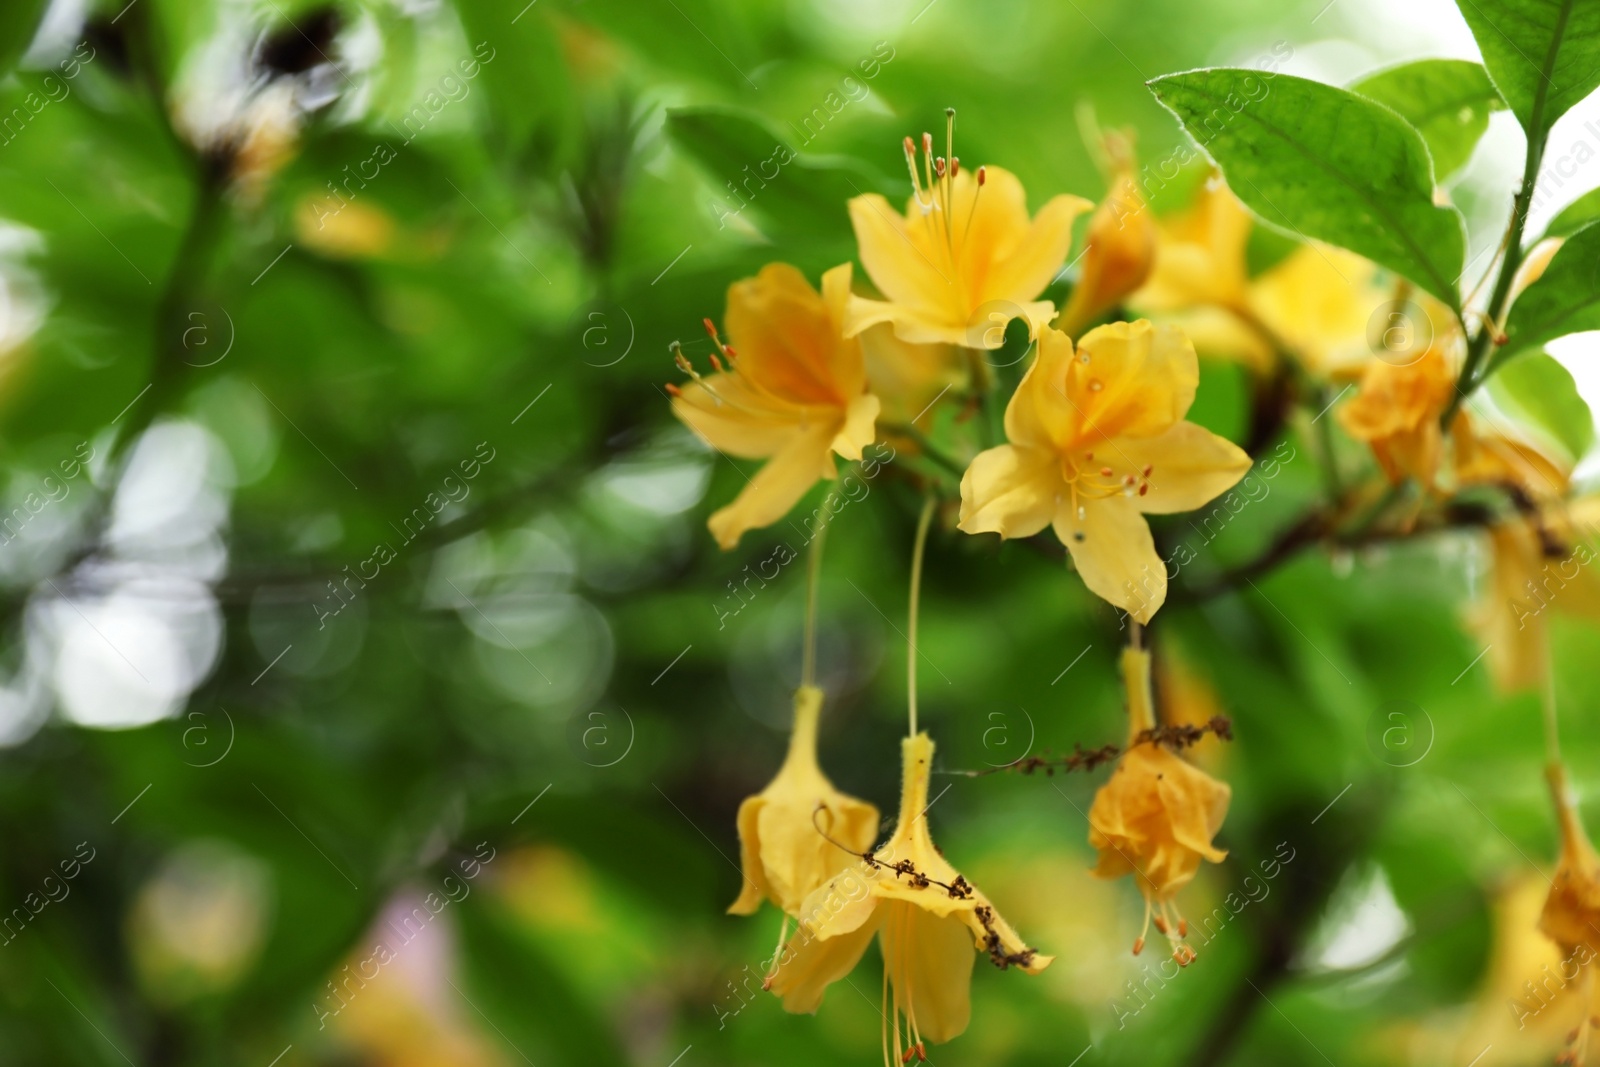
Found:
[957,321,1251,622]
[671,262,881,549]
[1539,763,1600,1066]
[1131,173,1252,314]
[843,113,1091,348]
[768,732,1050,1063]
[729,686,880,918]
[1336,346,1458,488]
[1130,176,1429,378]
[1058,131,1158,337]
[1088,646,1230,963]
[1456,425,1600,691]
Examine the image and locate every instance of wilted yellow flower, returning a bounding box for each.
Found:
[1539,763,1600,1066]
[769,732,1050,1064]
[1456,427,1600,692]
[1337,345,1458,488]
[671,262,881,549]
[1059,131,1157,337]
[729,686,880,918]
[844,112,1090,348]
[1088,646,1230,963]
[957,321,1250,622]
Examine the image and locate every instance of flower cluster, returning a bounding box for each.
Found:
[667,102,1600,1065]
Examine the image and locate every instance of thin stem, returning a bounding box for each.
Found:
[1441,124,1549,426]
[1542,633,1562,765]
[906,495,937,737]
[801,486,841,688]
[1313,386,1344,506]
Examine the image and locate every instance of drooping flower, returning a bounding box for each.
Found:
[957,320,1251,622]
[1058,130,1158,337]
[1455,422,1600,691]
[670,262,881,549]
[728,686,880,918]
[843,111,1091,348]
[1336,345,1458,488]
[1088,645,1230,963]
[1539,762,1600,1065]
[768,732,1050,1064]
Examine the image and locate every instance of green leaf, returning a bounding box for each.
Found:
[665,105,893,241]
[1501,219,1600,362]
[1351,60,1504,179]
[1545,186,1600,238]
[1455,0,1600,141]
[1487,350,1595,462]
[0,0,46,77]
[1148,68,1466,308]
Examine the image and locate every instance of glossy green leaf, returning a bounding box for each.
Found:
[1455,0,1600,141]
[1488,350,1596,462]
[1545,186,1600,238]
[1148,68,1466,307]
[1351,59,1504,178]
[1500,220,1600,362]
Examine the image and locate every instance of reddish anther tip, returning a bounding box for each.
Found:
[922,132,933,154]
[709,353,725,372]
[665,382,682,396]
[934,157,946,177]
[702,317,717,337]
[903,135,916,154]
[1132,936,1145,956]
[1139,484,1149,496]
[950,156,959,177]
[722,345,738,360]
[976,165,987,186]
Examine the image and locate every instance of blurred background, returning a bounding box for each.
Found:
[2,0,1599,1064]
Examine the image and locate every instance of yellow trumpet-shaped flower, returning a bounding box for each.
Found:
[1088,646,1230,964]
[768,732,1050,1064]
[957,321,1251,622]
[670,262,881,550]
[1336,346,1458,488]
[1539,763,1600,1066]
[1058,131,1158,337]
[729,686,880,918]
[843,111,1091,348]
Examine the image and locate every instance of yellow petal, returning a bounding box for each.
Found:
[958,444,1060,539]
[1059,164,1157,335]
[708,420,839,550]
[769,901,882,1014]
[1065,321,1198,446]
[973,187,1092,312]
[857,323,965,427]
[880,901,976,1044]
[727,793,772,915]
[1056,495,1165,622]
[1131,176,1252,312]
[726,263,859,406]
[1003,326,1077,450]
[847,193,954,323]
[671,377,808,460]
[1102,422,1251,515]
[830,393,880,461]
